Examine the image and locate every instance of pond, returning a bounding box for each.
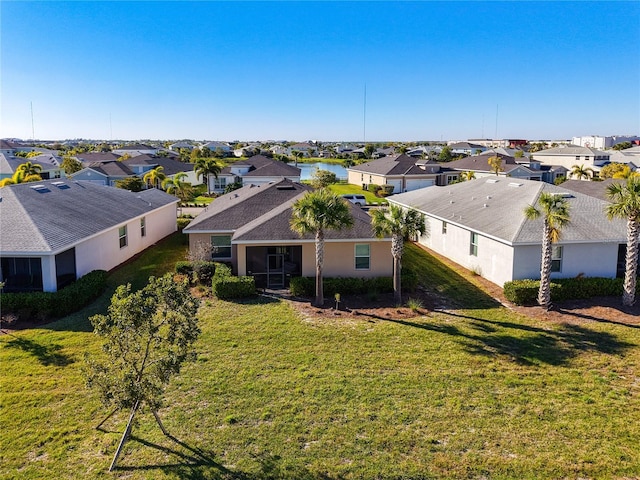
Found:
[289,162,348,180]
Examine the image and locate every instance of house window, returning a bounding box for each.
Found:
[214,177,227,190]
[119,225,128,248]
[211,235,232,259]
[551,246,563,272]
[355,244,370,270]
[575,156,580,161]
[442,221,447,234]
[140,217,146,237]
[470,232,478,256]
[369,176,372,183]
[446,174,457,184]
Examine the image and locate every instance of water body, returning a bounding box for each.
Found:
[289,162,348,180]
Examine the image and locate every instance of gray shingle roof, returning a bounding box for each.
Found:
[0,180,177,254]
[184,178,383,242]
[534,145,608,156]
[347,154,431,176]
[76,152,122,165]
[219,155,301,177]
[445,153,531,174]
[83,161,135,176]
[389,178,626,245]
[121,155,194,176]
[559,178,624,202]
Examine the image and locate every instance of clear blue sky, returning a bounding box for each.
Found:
[2,1,639,142]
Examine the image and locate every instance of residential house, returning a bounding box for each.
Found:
[210,155,301,194]
[532,145,610,179]
[112,143,159,157]
[388,178,628,287]
[0,153,64,181]
[183,178,392,288]
[447,141,487,156]
[200,141,231,155]
[75,151,122,166]
[442,153,540,184]
[70,161,137,186]
[0,180,177,292]
[571,135,640,150]
[121,155,198,184]
[287,142,317,157]
[346,154,442,193]
[169,141,196,151]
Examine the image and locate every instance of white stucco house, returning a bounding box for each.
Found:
[0,180,178,292]
[388,178,629,287]
[532,145,610,179]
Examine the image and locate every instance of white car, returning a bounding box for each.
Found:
[341,194,366,207]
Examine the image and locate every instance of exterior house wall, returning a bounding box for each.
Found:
[348,171,388,189]
[418,216,515,286]
[75,204,176,278]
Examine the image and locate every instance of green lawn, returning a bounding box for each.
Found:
[2,241,640,478]
[328,183,387,205]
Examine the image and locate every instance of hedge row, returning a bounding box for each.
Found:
[1,270,108,319]
[289,269,418,298]
[211,263,256,300]
[503,277,637,305]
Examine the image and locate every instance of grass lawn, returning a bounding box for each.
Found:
[2,241,640,478]
[328,183,387,205]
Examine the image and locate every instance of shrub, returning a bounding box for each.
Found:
[212,276,256,300]
[176,217,191,230]
[175,261,193,275]
[380,184,395,196]
[1,270,107,319]
[367,184,382,194]
[503,277,634,305]
[192,261,216,285]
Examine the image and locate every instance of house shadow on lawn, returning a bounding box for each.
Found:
[115,435,332,480]
[371,311,634,367]
[2,335,74,366]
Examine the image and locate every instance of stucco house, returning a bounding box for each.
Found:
[210,155,301,194]
[121,155,198,184]
[347,154,442,193]
[0,180,178,292]
[183,178,392,288]
[388,178,628,287]
[442,153,540,184]
[0,153,64,181]
[532,145,610,179]
[112,143,159,157]
[70,161,137,186]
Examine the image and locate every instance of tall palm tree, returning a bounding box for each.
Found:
[606,177,640,306]
[371,205,426,304]
[570,164,594,180]
[487,155,503,176]
[194,158,222,195]
[524,192,571,309]
[290,189,353,306]
[142,166,166,189]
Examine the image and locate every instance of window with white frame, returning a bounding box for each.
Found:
[470,232,478,256]
[551,245,563,272]
[442,221,447,234]
[140,217,146,237]
[446,174,458,184]
[355,244,370,270]
[214,177,227,190]
[119,225,128,248]
[211,235,232,259]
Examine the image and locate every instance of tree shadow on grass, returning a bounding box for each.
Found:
[114,435,333,480]
[368,311,634,366]
[3,336,74,366]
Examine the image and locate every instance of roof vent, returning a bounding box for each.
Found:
[486,195,492,199]
[483,203,489,208]
[450,200,454,204]
[508,182,523,187]
[52,181,70,190]
[276,185,295,190]
[486,179,499,184]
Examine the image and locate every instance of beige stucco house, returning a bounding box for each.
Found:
[183,179,392,288]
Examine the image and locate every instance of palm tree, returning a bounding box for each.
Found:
[606,177,640,306]
[142,166,166,189]
[16,161,43,177]
[194,158,222,195]
[162,173,194,203]
[291,150,303,166]
[290,189,354,306]
[524,192,571,309]
[487,155,503,176]
[460,170,476,182]
[0,168,43,188]
[371,205,426,304]
[570,164,594,180]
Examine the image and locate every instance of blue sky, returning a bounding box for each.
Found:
[1,1,639,142]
